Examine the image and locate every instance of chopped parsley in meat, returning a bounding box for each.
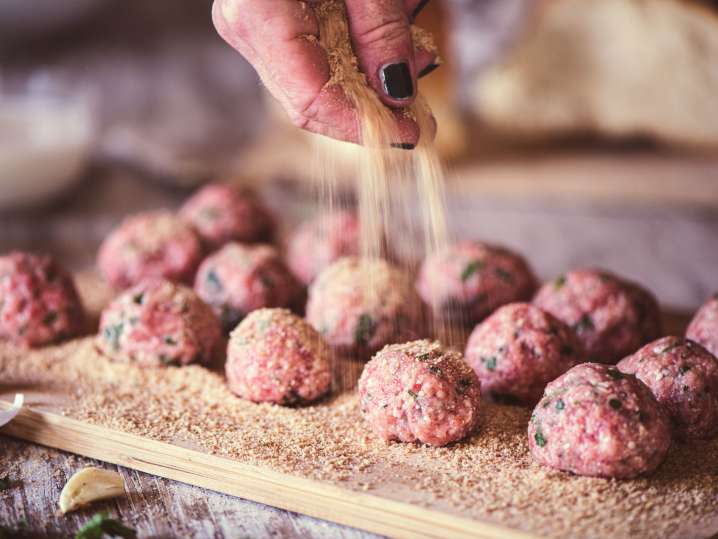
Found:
[355,313,376,347]
[461,260,484,281]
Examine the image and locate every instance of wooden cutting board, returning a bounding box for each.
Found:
[1,305,717,539]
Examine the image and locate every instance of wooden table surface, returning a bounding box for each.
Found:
[2,159,718,538]
[0,437,377,539]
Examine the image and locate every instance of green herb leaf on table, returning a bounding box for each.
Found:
[75,512,136,539]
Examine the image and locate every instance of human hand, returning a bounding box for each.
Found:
[212,0,438,147]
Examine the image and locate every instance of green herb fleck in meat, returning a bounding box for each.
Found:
[199,207,220,221]
[417,353,431,362]
[220,306,244,330]
[260,274,275,289]
[132,292,144,305]
[495,268,513,283]
[482,356,497,371]
[103,323,124,351]
[574,314,595,334]
[355,314,376,347]
[158,354,176,365]
[608,398,622,409]
[555,399,565,411]
[206,270,223,293]
[164,336,177,346]
[456,378,473,394]
[461,260,484,282]
[657,341,681,355]
[606,368,624,380]
[256,317,271,333]
[534,429,547,447]
[554,275,566,289]
[678,365,691,375]
[428,365,443,377]
[0,476,10,491]
[75,511,137,539]
[407,389,418,399]
[42,311,57,326]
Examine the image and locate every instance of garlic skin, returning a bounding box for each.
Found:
[58,467,126,514]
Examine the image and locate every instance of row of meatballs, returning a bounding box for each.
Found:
[2,182,718,481]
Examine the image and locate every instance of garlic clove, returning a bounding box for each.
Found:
[58,467,126,515]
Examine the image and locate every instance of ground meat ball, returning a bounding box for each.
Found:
[306,257,423,357]
[416,241,537,327]
[97,279,221,367]
[528,363,671,478]
[617,336,718,440]
[98,211,202,289]
[686,294,718,357]
[179,183,275,250]
[287,209,360,286]
[533,269,662,364]
[226,308,332,404]
[465,303,582,406]
[194,243,302,331]
[358,340,481,446]
[0,252,84,347]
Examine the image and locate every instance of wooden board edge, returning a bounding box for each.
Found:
[0,403,540,539]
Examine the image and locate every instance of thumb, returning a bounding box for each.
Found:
[345,0,416,108]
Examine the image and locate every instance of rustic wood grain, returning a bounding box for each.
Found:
[0,436,378,539]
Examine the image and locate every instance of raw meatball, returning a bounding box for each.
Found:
[528,363,671,478]
[97,279,221,367]
[194,243,302,331]
[358,340,481,446]
[98,211,202,289]
[416,241,537,327]
[306,257,423,357]
[618,336,718,440]
[287,209,360,286]
[686,294,718,357]
[0,251,84,347]
[465,303,582,405]
[533,269,661,364]
[179,183,275,250]
[226,308,332,404]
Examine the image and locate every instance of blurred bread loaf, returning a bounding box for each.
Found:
[473,0,718,150]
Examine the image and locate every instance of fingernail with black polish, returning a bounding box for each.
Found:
[418,63,440,79]
[390,143,416,150]
[380,62,414,100]
[411,0,430,21]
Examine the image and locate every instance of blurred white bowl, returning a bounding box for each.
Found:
[0,95,95,210]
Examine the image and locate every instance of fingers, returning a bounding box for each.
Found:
[212,0,324,114]
[212,0,422,146]
[403,0,430,21]
[212,0,358,142]
[345,0,417,108]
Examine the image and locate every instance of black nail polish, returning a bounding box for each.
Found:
[411,0,430,21]
[418,63,440,79]
[380,62,414,100]
[390,143,416,150]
